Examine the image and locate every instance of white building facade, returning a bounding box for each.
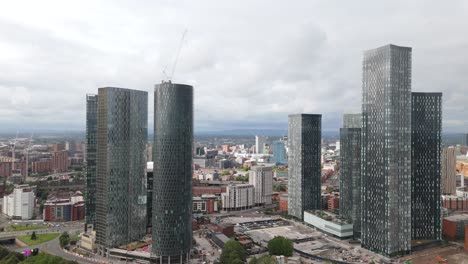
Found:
[255,135,266,155]
[221,184,254,210]
[2,185,35,220]
[249,166,273,205]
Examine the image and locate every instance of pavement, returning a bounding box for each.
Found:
[194,233,221,263]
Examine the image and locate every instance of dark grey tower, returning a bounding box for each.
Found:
[152,82,193,263]
[85,94,98,229]
[95,87,148,256]
[411,92,442,240]
[288,114,321,220]
[339,114,361,238]
[361,44,412,256]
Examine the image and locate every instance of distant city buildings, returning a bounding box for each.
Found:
[255,135,266,154]
[94,87,148,256]
[442,147,457,195]
[339,114,361,238]
[288,114,322,220]
[361,44,412,256]
[152,82,193,263]
[2,185,35,220]
[249,166,273,206]
[43,191,85,222]
[221,184,254,210]
[272,140,287,165]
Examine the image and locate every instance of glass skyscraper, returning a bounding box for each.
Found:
[85,94,98,229]
[152,82,193,263]
[272,140,286,165]
[361,44,412,256]
[95,87,148,256]
[411,92,442,240]
[288,114,321,220]
[339,114,361,238]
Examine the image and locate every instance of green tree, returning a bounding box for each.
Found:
[267,236,293,257]
[31,231,37,240]
[220,240,246,264]
[59,232,70,248]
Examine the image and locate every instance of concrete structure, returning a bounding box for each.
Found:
[193,157,214,168]
[411,92,442,240]
[80,231,97,252]
[288,114,321,220]
[442,147,457,195]
[272,141,287,165]
[303,211,353,238]
[152,82,193,263]
[339,113,361,238]
[95,87,148,256]
[85,94,98,228]
[255,135,266,155]
[361,44,412,256]
[249,166,273,205]
[2,185,35,220]
[221,184,254,211]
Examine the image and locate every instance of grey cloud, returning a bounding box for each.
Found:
[0,0,467,133]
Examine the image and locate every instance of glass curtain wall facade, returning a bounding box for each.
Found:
[361,45,412,256]
[85,94,98,229]
[95,87,148,255]
[339,114,361,238]
[152,82,193,263]
[288,114,321,220]
[411,92,442,240]
[272,141,287,165]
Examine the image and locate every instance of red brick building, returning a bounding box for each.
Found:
[442,214,468,240]
[192,195,218,214]
[43,192,84,222]
[193,186,226,196]
[32,160,53,173]
[52,151,68,173]
[328,195,339,213]
[279,193,288,212]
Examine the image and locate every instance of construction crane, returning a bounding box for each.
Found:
[162,29,188,82]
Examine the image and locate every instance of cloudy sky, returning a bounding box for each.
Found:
[0,0,467,133]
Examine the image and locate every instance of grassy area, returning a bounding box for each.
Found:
[17,233,59,246]
[6,225,48,231]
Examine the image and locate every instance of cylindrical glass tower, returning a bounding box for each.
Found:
[152,81,193,263]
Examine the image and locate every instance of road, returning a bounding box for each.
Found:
[0,221,84,239]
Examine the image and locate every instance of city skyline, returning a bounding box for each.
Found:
[1,1,468,132]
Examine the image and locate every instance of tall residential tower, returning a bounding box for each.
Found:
[95,87,148,256]
[288,114,321,220]
[152,82,193,263]
[85,94,98,229]
[361,44,412,256]
[411,92,442,240]
[339,114,362,238]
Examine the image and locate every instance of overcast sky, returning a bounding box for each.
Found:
[0,0,467,133]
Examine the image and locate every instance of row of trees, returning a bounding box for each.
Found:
[218,236,293,264]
